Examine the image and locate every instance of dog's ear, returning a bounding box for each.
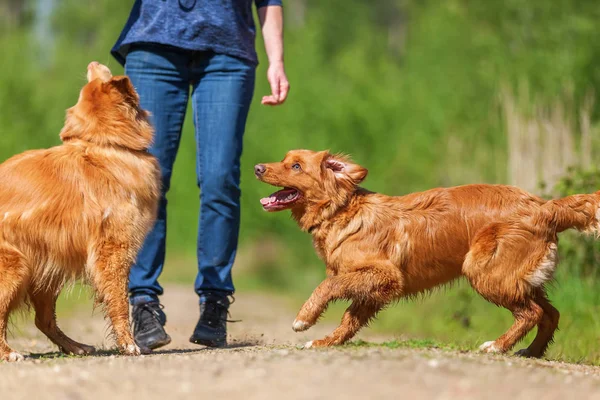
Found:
[108,75,134,91]
[322,152,368,186]
[105,76,139,103]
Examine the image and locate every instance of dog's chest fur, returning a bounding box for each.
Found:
[310,213,371,276]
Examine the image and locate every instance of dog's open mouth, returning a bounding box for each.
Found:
[260,188,301,211]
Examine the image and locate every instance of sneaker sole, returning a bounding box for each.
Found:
[143,334,172,350]
[189,336,226,348]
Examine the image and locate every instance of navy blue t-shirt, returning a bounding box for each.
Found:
[111,0,283,66]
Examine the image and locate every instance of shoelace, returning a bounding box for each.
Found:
[224,294,242,323]
[132,303,165,332]
[200,295,241,324]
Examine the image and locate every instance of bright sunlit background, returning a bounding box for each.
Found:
[2,0,600,363]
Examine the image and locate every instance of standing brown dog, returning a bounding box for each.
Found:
[0,62,160,361]
[255,149,599,357]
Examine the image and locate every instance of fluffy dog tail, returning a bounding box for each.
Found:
[543,192,600,234]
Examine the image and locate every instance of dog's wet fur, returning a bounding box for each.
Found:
[256,149,600,357]
[0,62,160,361]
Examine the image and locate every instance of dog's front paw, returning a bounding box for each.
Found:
[302,339,331,349]
[121,343,141,356]
[478,341,503,354]
[1,351,24,362]
[292,319,312,332]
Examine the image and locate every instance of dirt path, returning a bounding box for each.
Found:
[2,285,600,400]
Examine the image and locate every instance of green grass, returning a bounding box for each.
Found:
[55,284,95,314]
[343,338,467,352]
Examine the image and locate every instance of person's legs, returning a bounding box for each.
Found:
[125,44,190,301]
[125,44,191,349]
[192,52,256,296]
[188,51,256,346]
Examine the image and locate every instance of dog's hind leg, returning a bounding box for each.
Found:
[514,289,560,358]
[477,300,544,354]
[463,222,551,355]
[29,288,96,356]
[0,245,29,362]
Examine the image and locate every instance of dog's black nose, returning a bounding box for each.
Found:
[254,164,266,176]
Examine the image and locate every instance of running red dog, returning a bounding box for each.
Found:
[254,149,599,357]
[0,62,160,361]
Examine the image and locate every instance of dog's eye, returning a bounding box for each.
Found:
[292,163,301,171]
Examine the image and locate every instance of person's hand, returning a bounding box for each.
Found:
[261,61,289,106]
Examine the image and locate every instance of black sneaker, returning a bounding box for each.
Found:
[132,301,171,350]
[189,293,233,348]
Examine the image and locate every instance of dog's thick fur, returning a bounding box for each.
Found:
[0,62,160,361]
[255,149,600,357]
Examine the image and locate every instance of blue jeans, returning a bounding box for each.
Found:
[124,44,255,302]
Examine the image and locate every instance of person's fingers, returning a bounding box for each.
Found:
[261,95,278,105]
[279,78,290,104]
[269,76,280,102]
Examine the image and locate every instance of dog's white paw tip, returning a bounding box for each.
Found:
[479,341,501,354]
[303,341,314,349]
[8,352,24,362]
[124,344,141,356]
[292,319,310,332]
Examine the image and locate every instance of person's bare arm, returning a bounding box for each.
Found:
[258,5,289,106]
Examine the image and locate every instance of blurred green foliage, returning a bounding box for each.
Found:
[552,167,600,278]
[3,0,600,361]
[2,0,600,288]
